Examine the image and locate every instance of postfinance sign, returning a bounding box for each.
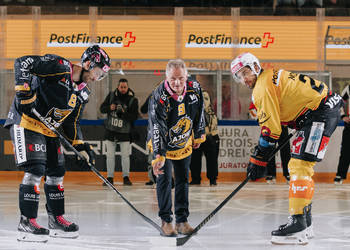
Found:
[4,18,350,63]
[47,32,136,48]
[185,32,274,49]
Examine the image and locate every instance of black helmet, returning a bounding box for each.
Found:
[81,45,111,73]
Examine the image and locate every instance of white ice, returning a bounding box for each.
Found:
[2,179,350,250]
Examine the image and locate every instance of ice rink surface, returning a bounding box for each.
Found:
[2,178,350,250]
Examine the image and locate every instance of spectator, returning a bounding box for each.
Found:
[100,78,139,186]
[190,90,220,186]
[334,84,350,184]
[214,79,241,119]
[249,102,291,184]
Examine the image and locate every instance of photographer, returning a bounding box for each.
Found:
[100,78,139,186]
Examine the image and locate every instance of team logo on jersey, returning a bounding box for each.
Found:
[292,131,305,155]
[169,116,192,148]
[45,108,73,128]
[261,126,271,137]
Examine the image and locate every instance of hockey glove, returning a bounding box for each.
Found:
[74,143,96,168]
[289,109,312,130]
[247,146,269,181]
[16,90,38,114]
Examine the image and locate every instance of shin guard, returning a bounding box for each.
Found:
[19,184,40,218]
[44,183,64,216]
[289,177,314,215]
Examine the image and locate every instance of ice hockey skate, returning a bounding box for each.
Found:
[271,214,308,245]
[17,215,49,243]
[305,203,314,239]
[265,176,276,184]
[48,213,79,238]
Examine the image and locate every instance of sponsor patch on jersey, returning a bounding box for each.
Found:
[27,143,47,153]
[14,125,27,164]
[292,131,305,155]
[188,94,198,104]
[305,122,324,156]
[317,135,330,160]
[80,90,89,101]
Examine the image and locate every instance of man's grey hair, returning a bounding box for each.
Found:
[166,59,188,78]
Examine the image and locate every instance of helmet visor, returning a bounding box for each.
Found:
[91,66,108,81]
[235,66,256,87]
[90,65,109,81]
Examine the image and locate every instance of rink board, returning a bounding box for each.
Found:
[0,122,344,173]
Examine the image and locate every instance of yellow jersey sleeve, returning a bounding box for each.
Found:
[253,69,282,140]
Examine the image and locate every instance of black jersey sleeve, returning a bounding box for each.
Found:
[61,102,85,146]
[149,87,168,157]
[14,55,71,106]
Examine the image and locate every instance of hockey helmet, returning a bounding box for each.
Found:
[81,45,111,80]
[231,52,261,85]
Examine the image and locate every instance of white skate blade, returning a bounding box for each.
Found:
[271,230,308,245]
[306,224,314,239]
[17,231,48,243]
[49,229,79,239]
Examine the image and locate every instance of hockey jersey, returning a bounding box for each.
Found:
[4,54,90,145]
[253,68,328,140]
[148,80,206,160]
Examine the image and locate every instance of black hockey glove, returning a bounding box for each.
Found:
[16,90,38,114]
[74,143,96,168]
[289,110,312,130]
[247,145,270,181]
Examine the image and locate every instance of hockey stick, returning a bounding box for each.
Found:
[31,108,163,234]
[176,130,296,246]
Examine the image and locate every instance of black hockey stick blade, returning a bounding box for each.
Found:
[31,108,163,234]
[176,176,250,246]
[177,130,296,246]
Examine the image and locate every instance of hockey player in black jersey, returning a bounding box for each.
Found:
[148,59,206,237]
[4,45,111,242]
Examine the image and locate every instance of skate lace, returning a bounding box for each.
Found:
[280,216,294,230]
[56,215,72,226]
[29,218,42,229]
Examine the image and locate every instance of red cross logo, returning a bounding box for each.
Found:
[262,32,274,48]
[154,70,163,76]
[124,32,136,47]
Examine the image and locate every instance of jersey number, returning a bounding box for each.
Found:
[299,74,324,94]
[68,94,77,108]
[178,103,185,116]
[111,118,123,127]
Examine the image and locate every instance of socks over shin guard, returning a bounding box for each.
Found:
[289,178,314,215]
[44,183,65,216]
[19,184,40,218]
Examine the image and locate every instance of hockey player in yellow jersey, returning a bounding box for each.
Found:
[231,52,342,245]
